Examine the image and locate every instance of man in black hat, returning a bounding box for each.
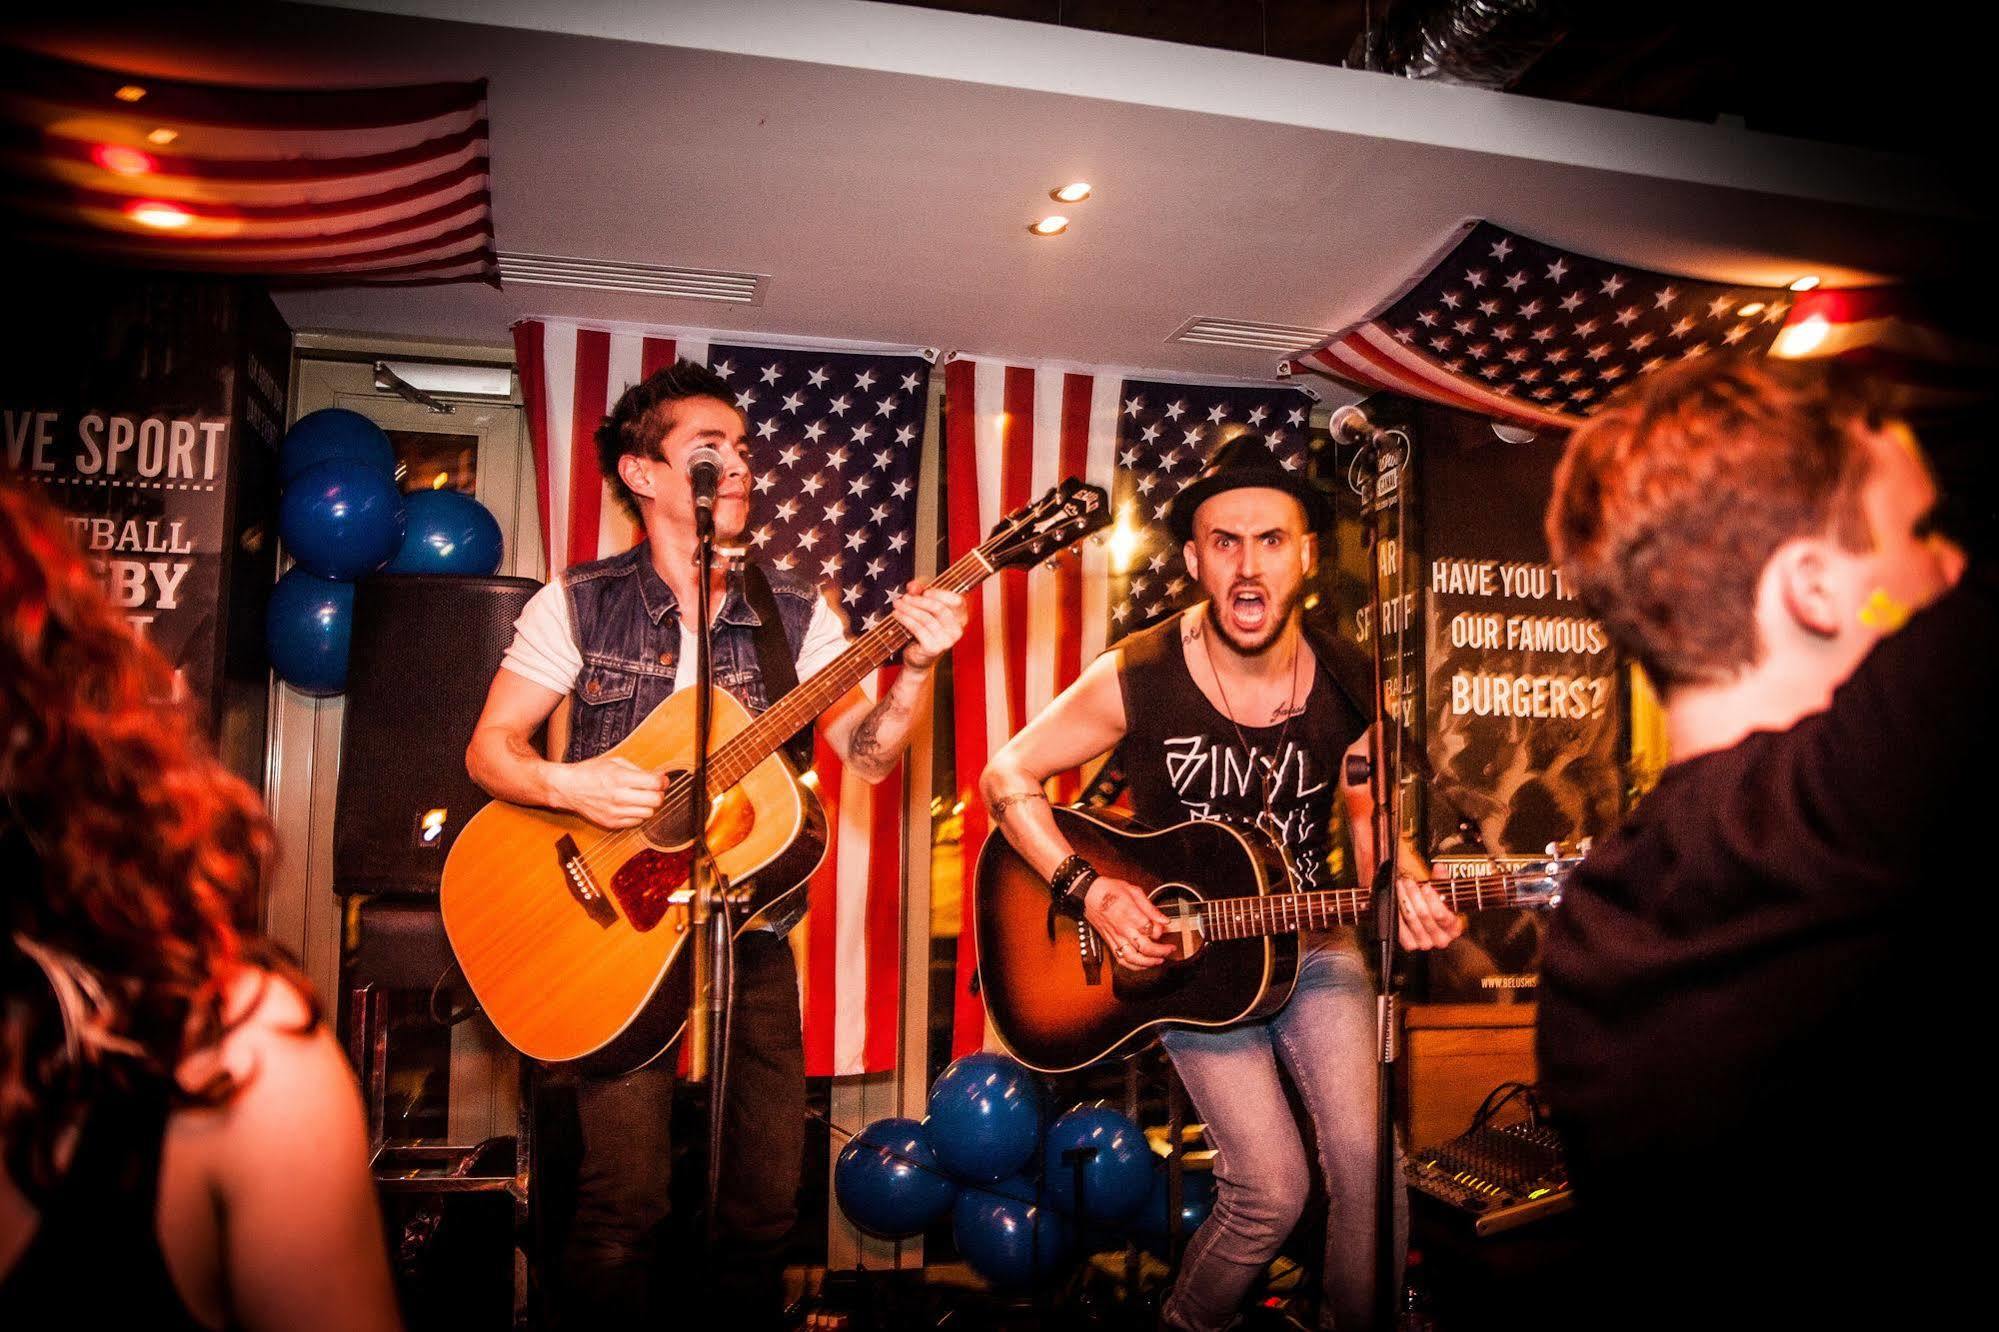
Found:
[981,432,1462,1330]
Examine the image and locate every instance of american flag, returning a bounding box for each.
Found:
[940,357,1315,1055]
[1773,284,1996,412]
[1111,379,1315,639]
[1290,220,1794,426]
[510,319,926,1076]
[1,48,496,287]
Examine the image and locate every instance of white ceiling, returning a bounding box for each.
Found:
[17,0,1976,379]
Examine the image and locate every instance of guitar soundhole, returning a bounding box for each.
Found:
[1150,883,1207,962]
[644,769,698,849]
[1112,883,1206,994]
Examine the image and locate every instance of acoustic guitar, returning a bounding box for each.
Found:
[975,805,1575,1073]
[442,479,1109,1074]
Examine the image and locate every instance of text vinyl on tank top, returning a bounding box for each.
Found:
[1115,613,1367,890]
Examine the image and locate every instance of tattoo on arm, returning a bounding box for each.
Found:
[847,689,913,779]
[988,790,1050,822]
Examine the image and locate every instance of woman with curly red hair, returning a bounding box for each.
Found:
[0,475,399,1330]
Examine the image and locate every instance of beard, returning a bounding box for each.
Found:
[1205,580,1301,656]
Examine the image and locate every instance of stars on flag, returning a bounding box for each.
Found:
[1296,221,1793,423]
[711,343,928,635]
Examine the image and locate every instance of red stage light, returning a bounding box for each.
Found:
[92,143,157,176]
[125,199,193,230]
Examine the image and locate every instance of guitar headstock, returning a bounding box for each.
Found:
[982,478,1111,571]
[1515,841,1589,910]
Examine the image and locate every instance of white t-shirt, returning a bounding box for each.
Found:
[500,575,851,699]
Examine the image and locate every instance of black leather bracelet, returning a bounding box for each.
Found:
[1049,854,1097,914]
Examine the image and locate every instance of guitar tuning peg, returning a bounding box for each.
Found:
[1088,534,1105,547]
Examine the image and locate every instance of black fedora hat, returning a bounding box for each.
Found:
[1164,432,1333,543]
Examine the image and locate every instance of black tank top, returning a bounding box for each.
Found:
[1115,612,1368,890]
[0,1077,211,1330]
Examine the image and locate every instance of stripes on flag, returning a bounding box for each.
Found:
[1774,285,1997,408]
[1,48,497,286]
[943,356,1122,1056]
[1289,219,1794,425]
[509,318,925,1076]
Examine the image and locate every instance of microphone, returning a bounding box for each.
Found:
[1328,404,1410,468]
[685,444,725,536]
[1328,404,1396,450]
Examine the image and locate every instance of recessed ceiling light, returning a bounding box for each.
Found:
[92,144,156,176]
[1050,182,1092,203]
[1737,302,1766,317]
[1789,275,1821,292]
[1029,215,1069,237]
[114,84,147,102]
[125,199,192,230]
[147,127,178,145]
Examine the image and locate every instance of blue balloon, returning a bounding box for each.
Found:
[951,1174,1073,1288]
[1041,1106,1153,1224]
[387,489,503,575]
[833,1117,958,1240]
[280,459,405,580]
[265,569,353,695]
[926,1053,1043,1183]
[1138,1163,1216,1255]
[280,408,396,486]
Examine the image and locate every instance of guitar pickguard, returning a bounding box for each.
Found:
[606,785,759,931]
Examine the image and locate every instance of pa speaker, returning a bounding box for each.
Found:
[334,573,542,895]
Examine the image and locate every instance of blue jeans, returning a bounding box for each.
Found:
[1159,937,1407,1332]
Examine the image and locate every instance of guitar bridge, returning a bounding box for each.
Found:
[556,835,618,928]
[1078,918,1104,986]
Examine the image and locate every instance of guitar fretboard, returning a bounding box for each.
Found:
[1197,871,1559,941]
[643,547,995,837]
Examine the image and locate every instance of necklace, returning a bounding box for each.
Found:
[1200,619,1304,843]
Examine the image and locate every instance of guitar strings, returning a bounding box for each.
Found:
[563,501,1058,886]
[1184,867,1572,942]
[567,550,991,880]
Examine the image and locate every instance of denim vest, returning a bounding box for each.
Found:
[559,544,821,764]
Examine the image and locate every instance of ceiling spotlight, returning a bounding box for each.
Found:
[1029,215,1069,237]
[1788,275,1821,292]
[125,199,193,230]
[1050,182,1092,203]
[92,143,156,176]
[114,84,147,103]
[147,127,179,145]
[1736,302,1766,317]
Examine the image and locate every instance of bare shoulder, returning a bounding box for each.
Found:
[174,969,358,1141]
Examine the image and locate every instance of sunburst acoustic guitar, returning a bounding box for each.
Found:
[442,479,1109,1075]
[975,805,1576,1073]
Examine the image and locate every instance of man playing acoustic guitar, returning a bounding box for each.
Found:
[981,433,1462,1331]
[465,360,966,1329]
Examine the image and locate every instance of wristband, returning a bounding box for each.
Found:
[1049,854,1098,914]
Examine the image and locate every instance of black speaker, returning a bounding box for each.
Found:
[334,573,542,895]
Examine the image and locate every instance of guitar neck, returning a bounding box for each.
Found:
[1201,871,1552,941]
[701,547,995,789]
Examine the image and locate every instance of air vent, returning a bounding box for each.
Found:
[498,252,767,305]
[1171,316,1334,352]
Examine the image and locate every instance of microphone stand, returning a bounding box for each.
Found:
[685,502,734,1239]
[1360,426,1412,1331]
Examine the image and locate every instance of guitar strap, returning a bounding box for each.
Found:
[742,560,817,772]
